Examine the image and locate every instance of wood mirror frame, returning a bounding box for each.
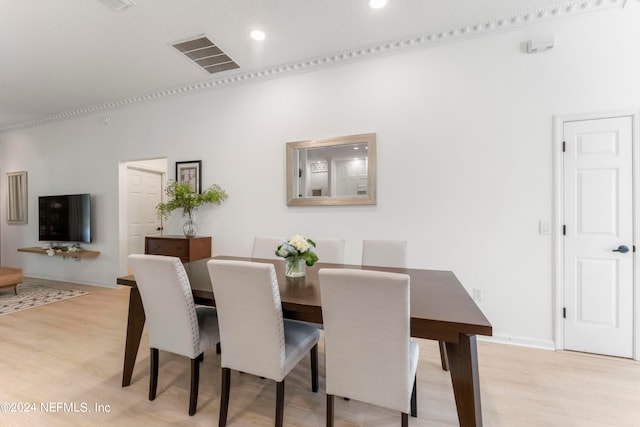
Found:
[286,133,376,206]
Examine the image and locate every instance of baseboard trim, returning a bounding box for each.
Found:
[23,275,114,289]
[479,334,556,351]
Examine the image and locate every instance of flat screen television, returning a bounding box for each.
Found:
[38,194,92,243]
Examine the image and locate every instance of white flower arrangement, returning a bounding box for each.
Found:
[275,234,319,266]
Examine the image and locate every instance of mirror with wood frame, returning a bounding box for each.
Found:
[286,133,376,206]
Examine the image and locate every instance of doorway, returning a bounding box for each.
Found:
[118,158,167,276]
[127,166,164,255]
[554,111,639,359]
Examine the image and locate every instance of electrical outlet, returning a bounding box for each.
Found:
[473,288,483,301]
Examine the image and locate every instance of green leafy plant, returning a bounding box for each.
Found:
[156,180,228,221]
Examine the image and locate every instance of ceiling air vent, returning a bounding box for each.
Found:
[99,0,135,11]
[172,36,240,74]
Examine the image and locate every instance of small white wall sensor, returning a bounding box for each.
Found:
[526,37,555,53]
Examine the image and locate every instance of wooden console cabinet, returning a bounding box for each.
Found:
[144,235,211,263]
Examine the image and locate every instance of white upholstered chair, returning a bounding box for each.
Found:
[362,239,449,371]
[251,236,285,260]
[361,239,408,268]
[319,268,419,427]
[207,259,320,427]
[128,254,220,416]
[312,238,345,264]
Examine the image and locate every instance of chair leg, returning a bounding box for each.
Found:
[410,374,417,417]
[310,343,319,393]
[275,380,285,427]
[149,348,159,401]
[216,342,221,354]
[189,354,203,416]
[401,412,409,427]
[219,368,231,427]
[439,341,450,371]
[326,394,335,427]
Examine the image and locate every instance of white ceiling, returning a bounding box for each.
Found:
[0,0,630,131]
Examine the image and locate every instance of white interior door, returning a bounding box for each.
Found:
[335,159,367,196]
[563,116,634,358]
[127,167,163,257]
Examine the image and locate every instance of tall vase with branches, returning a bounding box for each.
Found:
[156,181,228,237]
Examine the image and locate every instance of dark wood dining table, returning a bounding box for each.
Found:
[116,255,492,427]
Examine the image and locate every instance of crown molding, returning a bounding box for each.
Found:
[1,0,634,133]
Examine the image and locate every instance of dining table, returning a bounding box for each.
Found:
[116,255,492,427]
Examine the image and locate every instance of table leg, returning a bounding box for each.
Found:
[122,287,145,387]
[445,334,483,427]
[439,340,450,371]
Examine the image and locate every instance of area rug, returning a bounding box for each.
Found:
[0,283,88,315]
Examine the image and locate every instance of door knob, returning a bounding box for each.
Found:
[612,245,630,253]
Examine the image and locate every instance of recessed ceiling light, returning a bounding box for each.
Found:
[369,0,387,9]
[250,30,266,41]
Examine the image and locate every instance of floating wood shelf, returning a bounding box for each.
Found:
[18,247,100,259]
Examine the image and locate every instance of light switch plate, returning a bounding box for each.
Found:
[539,220,551,235]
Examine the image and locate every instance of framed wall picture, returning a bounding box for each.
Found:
[7,171,27,224]
[311,161,329,173]
[176,160,202,193]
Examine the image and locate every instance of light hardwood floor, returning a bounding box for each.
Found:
[1,280,639,427]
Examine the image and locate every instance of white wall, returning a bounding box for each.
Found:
[1,7,639,347]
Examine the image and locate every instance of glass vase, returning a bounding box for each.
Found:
[285,255,306,278]
[183,213,197,238]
